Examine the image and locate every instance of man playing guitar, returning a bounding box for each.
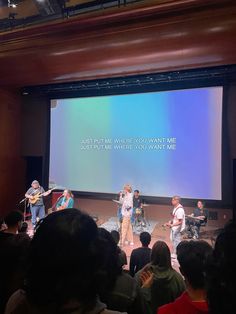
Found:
[164,196,185,257]
[25,180,52,229]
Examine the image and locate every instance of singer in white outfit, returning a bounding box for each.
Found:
[119,184,134,246]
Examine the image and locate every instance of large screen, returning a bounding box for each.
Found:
[49,86,223,200]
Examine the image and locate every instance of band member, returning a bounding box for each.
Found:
[186,200,208,239]
[133,190,146,227]
[120,184,134,246]
[164,196,185,255]
[25,180,51,229]
[56,189,74,211]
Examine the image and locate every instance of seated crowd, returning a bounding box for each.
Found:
[0,209,235,314]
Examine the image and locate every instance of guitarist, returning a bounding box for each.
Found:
[164,196,185,257]
[25,180,52,229]
[56,189,74,211]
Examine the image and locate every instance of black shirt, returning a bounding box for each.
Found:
[193,208,208,224]
[0,232,31,313]
[133,196,142,209]
[129,247,151,276]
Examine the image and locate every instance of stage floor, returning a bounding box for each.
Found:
[28,197,230,271]
[96,214,220,271]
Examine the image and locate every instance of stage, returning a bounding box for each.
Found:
[30,194,231,270]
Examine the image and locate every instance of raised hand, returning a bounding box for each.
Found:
[140,269,154,288]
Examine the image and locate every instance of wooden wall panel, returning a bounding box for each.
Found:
[0,0,236,87]
[0,89,26,217]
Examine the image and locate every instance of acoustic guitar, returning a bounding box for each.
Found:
[57,204,67,211]
[29,187,57,205]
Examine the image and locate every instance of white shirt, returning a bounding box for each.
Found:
[172,204,185,232]
[120,192,133,217]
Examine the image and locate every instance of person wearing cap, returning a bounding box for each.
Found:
[25,180,51,229]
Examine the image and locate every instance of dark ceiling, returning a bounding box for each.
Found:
[0,0,148,32]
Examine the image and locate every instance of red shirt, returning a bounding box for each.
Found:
[158,291,208,314]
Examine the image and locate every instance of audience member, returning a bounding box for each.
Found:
[18,221,28,234]
[206,221,236,314]
[99,228,145,314]
[111,230,127,267]
[0,211,30,313]
[158,240,212,314]
[130,232,151,276]
[2,210,24,235]
[136,241,185,314]
[0,218,7,231]
[5,209,126,314]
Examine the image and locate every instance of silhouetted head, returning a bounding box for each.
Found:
[26,209,106,313]
[206,221,236,314]
[4,210,23,231]
[177,240,212,289]
[140,232,151,247]
[110,230,120,245]
[97,228,121,303]
[151,241,171,268]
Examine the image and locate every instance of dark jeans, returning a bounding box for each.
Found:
[30,204,45,228]
[186,220,201,238]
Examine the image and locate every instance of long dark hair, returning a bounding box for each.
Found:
[151,241,172,268]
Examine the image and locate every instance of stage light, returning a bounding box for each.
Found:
[8,0,17,8]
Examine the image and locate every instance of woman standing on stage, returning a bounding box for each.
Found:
[56,189,74,211]
[119,184,134,246]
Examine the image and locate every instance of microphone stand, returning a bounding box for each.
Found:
[49,195,63,213]
[19,197,27,204]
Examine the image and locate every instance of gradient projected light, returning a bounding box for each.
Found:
[49,86,223,199]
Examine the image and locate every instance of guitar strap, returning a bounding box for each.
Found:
[30,188,40,196]
[172,205,183,217]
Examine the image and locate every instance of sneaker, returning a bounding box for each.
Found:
[124,240,129,245]
[130,242,134,246]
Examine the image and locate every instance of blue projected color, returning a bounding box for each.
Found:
[49,86,223,200]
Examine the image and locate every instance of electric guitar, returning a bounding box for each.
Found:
[28,187,57,205]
